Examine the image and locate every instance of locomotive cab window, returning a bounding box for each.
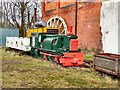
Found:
[53,38,57,45]
[39,35,41,42]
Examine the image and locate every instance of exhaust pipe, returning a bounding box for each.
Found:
[67,26,74,35]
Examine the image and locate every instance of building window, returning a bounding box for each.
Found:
[45,0,55,4]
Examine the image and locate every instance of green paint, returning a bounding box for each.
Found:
[63,37,70,52]
[43,37,54,50]
[30,33,81,57]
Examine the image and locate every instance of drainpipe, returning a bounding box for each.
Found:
[75,0,77,36]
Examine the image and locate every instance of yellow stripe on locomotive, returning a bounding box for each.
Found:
[27,27,60,38]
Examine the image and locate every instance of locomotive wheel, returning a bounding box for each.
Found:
[46,56,51,61]
[50,56,56,64]
[39,54,44,61]
[19,51,25,56]
[34,49,39,57]
[30,48,35,57]
[47,16,68,34]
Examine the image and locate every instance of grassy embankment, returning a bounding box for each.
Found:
[1,47,119,88]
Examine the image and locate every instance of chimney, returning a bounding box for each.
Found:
[67,26,74,35]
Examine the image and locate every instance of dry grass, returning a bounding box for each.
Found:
[1,48,119,88]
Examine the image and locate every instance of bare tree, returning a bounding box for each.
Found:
[0,1,2,28]
[3,0,42,37]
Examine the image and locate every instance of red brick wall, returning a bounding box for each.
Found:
[42,1,102,50]
[60,2,75,7]
[45,2,56,11]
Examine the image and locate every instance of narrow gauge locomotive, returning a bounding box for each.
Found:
[6,20,84,67]
[30,26,84,66]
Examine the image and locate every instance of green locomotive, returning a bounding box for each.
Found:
[30,26,84,66]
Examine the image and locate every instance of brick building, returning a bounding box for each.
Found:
[42,0,102,51]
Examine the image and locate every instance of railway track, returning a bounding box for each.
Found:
[84,60,93,67]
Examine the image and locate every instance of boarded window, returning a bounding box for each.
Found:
[45,0,55,3]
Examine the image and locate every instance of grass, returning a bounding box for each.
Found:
[1,47,119,88]
[84,55,93,60]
